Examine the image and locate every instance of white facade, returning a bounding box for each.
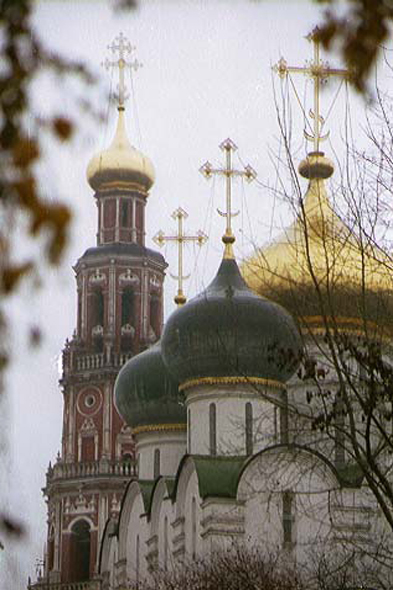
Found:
[99,332,393,589]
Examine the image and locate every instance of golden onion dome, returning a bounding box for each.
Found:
[87,107,155,192]
[242,152,393,335]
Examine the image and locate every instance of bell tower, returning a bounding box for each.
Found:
[33,35,167,587]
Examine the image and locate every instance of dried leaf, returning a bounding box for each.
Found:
[2,262,33,293]
[52,116,73,141]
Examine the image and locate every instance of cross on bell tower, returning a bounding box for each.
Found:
[273,27,351,153]
[200,138,257,259]
[102,31,142,109]
[153,207,207,306]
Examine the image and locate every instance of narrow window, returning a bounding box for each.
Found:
[164,516,168,570]
[283,491,294,547]
[81,436,95,462]
[209,403,217,456]
[121,289,134,326]
[273,405,278,442]
[280,391,289,444]
[334,391,345,467]
[150,296,160,339]
[191,497,197,559]
[154,448,160,479]
[245,402,253,455]
[136,535,140,584]
[69,520,90,582]
[121,199,129,227]
[188,408,191,453]
[92,289,104,327]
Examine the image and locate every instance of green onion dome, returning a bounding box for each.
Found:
[114,341,185,431]
[161,257,302,389]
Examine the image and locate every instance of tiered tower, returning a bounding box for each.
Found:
[38,35,166,586]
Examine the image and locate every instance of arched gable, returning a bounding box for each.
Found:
[99,518,118,575]
[118,479,154,561]
[149,477,174,536]
[237,444,341,563]
[237,443,340,497]
[173,456,197,521]
[117,479,152,584]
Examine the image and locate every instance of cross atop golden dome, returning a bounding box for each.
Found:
[200,138,257,259]
[87,34,154,194]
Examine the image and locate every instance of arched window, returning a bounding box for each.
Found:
[121,199,130,227]
[69,519,90,582]
[121,289,134,326]
[245,402,253,455]
[191,497,197,559]
[136,535,140,584]
[154,448,160,479]
[188,408,191,453]
[209,403,217,456]
[47,526,55,572]
[150,296,160,340]
[164,516,168,570]
[92,289,104,327]
[282,491,294,547]
[334,390,345,467]
[280,391,289,444]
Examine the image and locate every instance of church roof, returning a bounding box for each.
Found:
[192,456,245,499]
[114,341,186,432]
[162,256,302,388]
[78,242,165,266]
[242,152,393,335]
[87,107,155,193]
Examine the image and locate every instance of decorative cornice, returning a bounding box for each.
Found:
[132,423,187,436]
[301,315,392,339]
[179,375,286,392]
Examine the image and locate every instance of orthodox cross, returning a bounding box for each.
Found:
[273,27,351,153]
[153,208,207,306]
[200,138,257,258]
[103,32,142,108]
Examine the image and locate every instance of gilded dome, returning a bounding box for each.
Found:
[87,108,155,192]
[161,256,302,388]
[242,152,393,334]
[114,342,185,432]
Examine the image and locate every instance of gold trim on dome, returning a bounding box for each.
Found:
[97,181,149,193]
[132,423,187,436]
[179,375,286,392]
[301,315,392,339]
[304,315,376,327]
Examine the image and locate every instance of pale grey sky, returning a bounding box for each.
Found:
[1,1,380,587]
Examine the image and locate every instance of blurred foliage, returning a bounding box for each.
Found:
[0,0,95,372]
[0,0,95,551]
[316,0,393,93]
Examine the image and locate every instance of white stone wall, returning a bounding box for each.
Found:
[185,382,285,456]
[136,429,186,479]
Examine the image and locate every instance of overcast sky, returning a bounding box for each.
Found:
[1,0,385,587]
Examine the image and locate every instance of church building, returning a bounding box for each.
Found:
[30,30,393,590]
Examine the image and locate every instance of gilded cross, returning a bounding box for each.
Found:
[273,27,351,153]
[200,138,257,258]
[153,208,207,306]
[102,32,142,108]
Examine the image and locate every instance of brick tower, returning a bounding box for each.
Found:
[31,35,166,587]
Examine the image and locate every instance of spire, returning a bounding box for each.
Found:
[153,208,207,306]
[102,32,142,111]
[87,34,155,194]
[273,26,351,154]
[200,138,257,259]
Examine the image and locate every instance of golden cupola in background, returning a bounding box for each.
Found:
[243,28,393,338]
[87,106,155,193]
[242,151,393,336]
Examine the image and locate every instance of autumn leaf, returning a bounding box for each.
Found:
[52,116,73,141]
